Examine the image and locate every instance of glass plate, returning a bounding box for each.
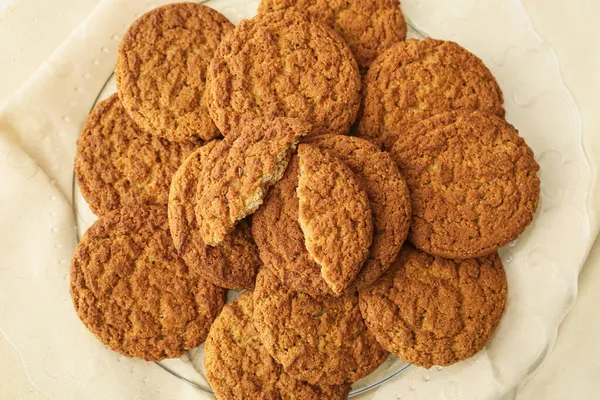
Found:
[72,3,426,396]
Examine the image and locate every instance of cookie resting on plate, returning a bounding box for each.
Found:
[205,291,350,400]
[206,10,361,136]
[253,268,389,386]
[357,38,505,150]
[75,93,199,216]
[359,244,507,368]
[70,206,224,361]
[390,110,540,259]
[257,0,407,71]
[116,3,233,142]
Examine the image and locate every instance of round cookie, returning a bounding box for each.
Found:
[253,268,389,385]
[297,144,373,295]
[70,206,224,361]
[252,156,335,297]
[116,3,233,142]
[358,245,507,368]
[168,141,262,290]
[257,0,407,71]
[357,38,505,150]
[205,291,350,400]
[75,94,199,216]
[305,135,411,289]
[206,10,361,136]
[390,111,540,259]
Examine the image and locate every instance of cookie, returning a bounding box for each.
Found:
[390,111,540,259]
[168,141,262,289]
[258,0,407,71]
[359,245,507,368]
[116,3,233,142]
[195,117,311,246]
[75,94,199,216]
[252,156,335,297]
[253,268,389,385]
[206,10,361,136]
[70,206,224,361]
[304,134,411,289]
[205,291,350,400]
[297,144,373,294]
[357,38,505,150]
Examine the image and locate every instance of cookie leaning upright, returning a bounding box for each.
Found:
[257,0,407,71]
[168,141,262,290]
[297,144,373,295]
[253,268,388,386]
[195,117,311,246]
[390,111,540,259]
[205,291,350,400]
[116,3,233,142]
[357,38,505,150]
[305,135,411,289]
[252,156,335,297]
[70,206,224,361]
[75,94,199,216]
[206,10,361,136]
[359,245,507,368]
[253,136,412,295]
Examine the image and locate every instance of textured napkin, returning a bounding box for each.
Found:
[0,0,597,399]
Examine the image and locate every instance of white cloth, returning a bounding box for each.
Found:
[0,1,598,399]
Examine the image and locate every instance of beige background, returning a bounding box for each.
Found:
[0,0,598,399]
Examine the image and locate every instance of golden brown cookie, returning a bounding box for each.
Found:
[70,206,224,361]
[357,38,505,150]
[390,111,540,259]
[205,291,350,400]
[304,134,411,289]
[168,142,262,289]
[116,3,233,142]
[75,94,199,216]
[195,117,311,246]
[359,245,507,368]
[252,156,336,297]
[297,144,373,294]
[258,0,407,71]
[253,268,389,385]
[206,10,361,137]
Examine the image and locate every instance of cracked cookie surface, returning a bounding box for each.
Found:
[297,144,373,294]
[116,3,233,142]
[253,268,388,385]
[390,111,540,259]
[195,117,311,246]
[70,206,224,361]
[305,135,411,289]
[357,38,505,150]
[168,141,261,289]
[358,245,507,368]
[205,291,350,400]
[75,94,199,216]
[257,0,407,71]
[206,10,361,136]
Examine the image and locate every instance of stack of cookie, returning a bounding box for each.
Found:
[71,1,540,399]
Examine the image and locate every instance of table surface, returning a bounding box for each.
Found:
[0,0,599,399]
